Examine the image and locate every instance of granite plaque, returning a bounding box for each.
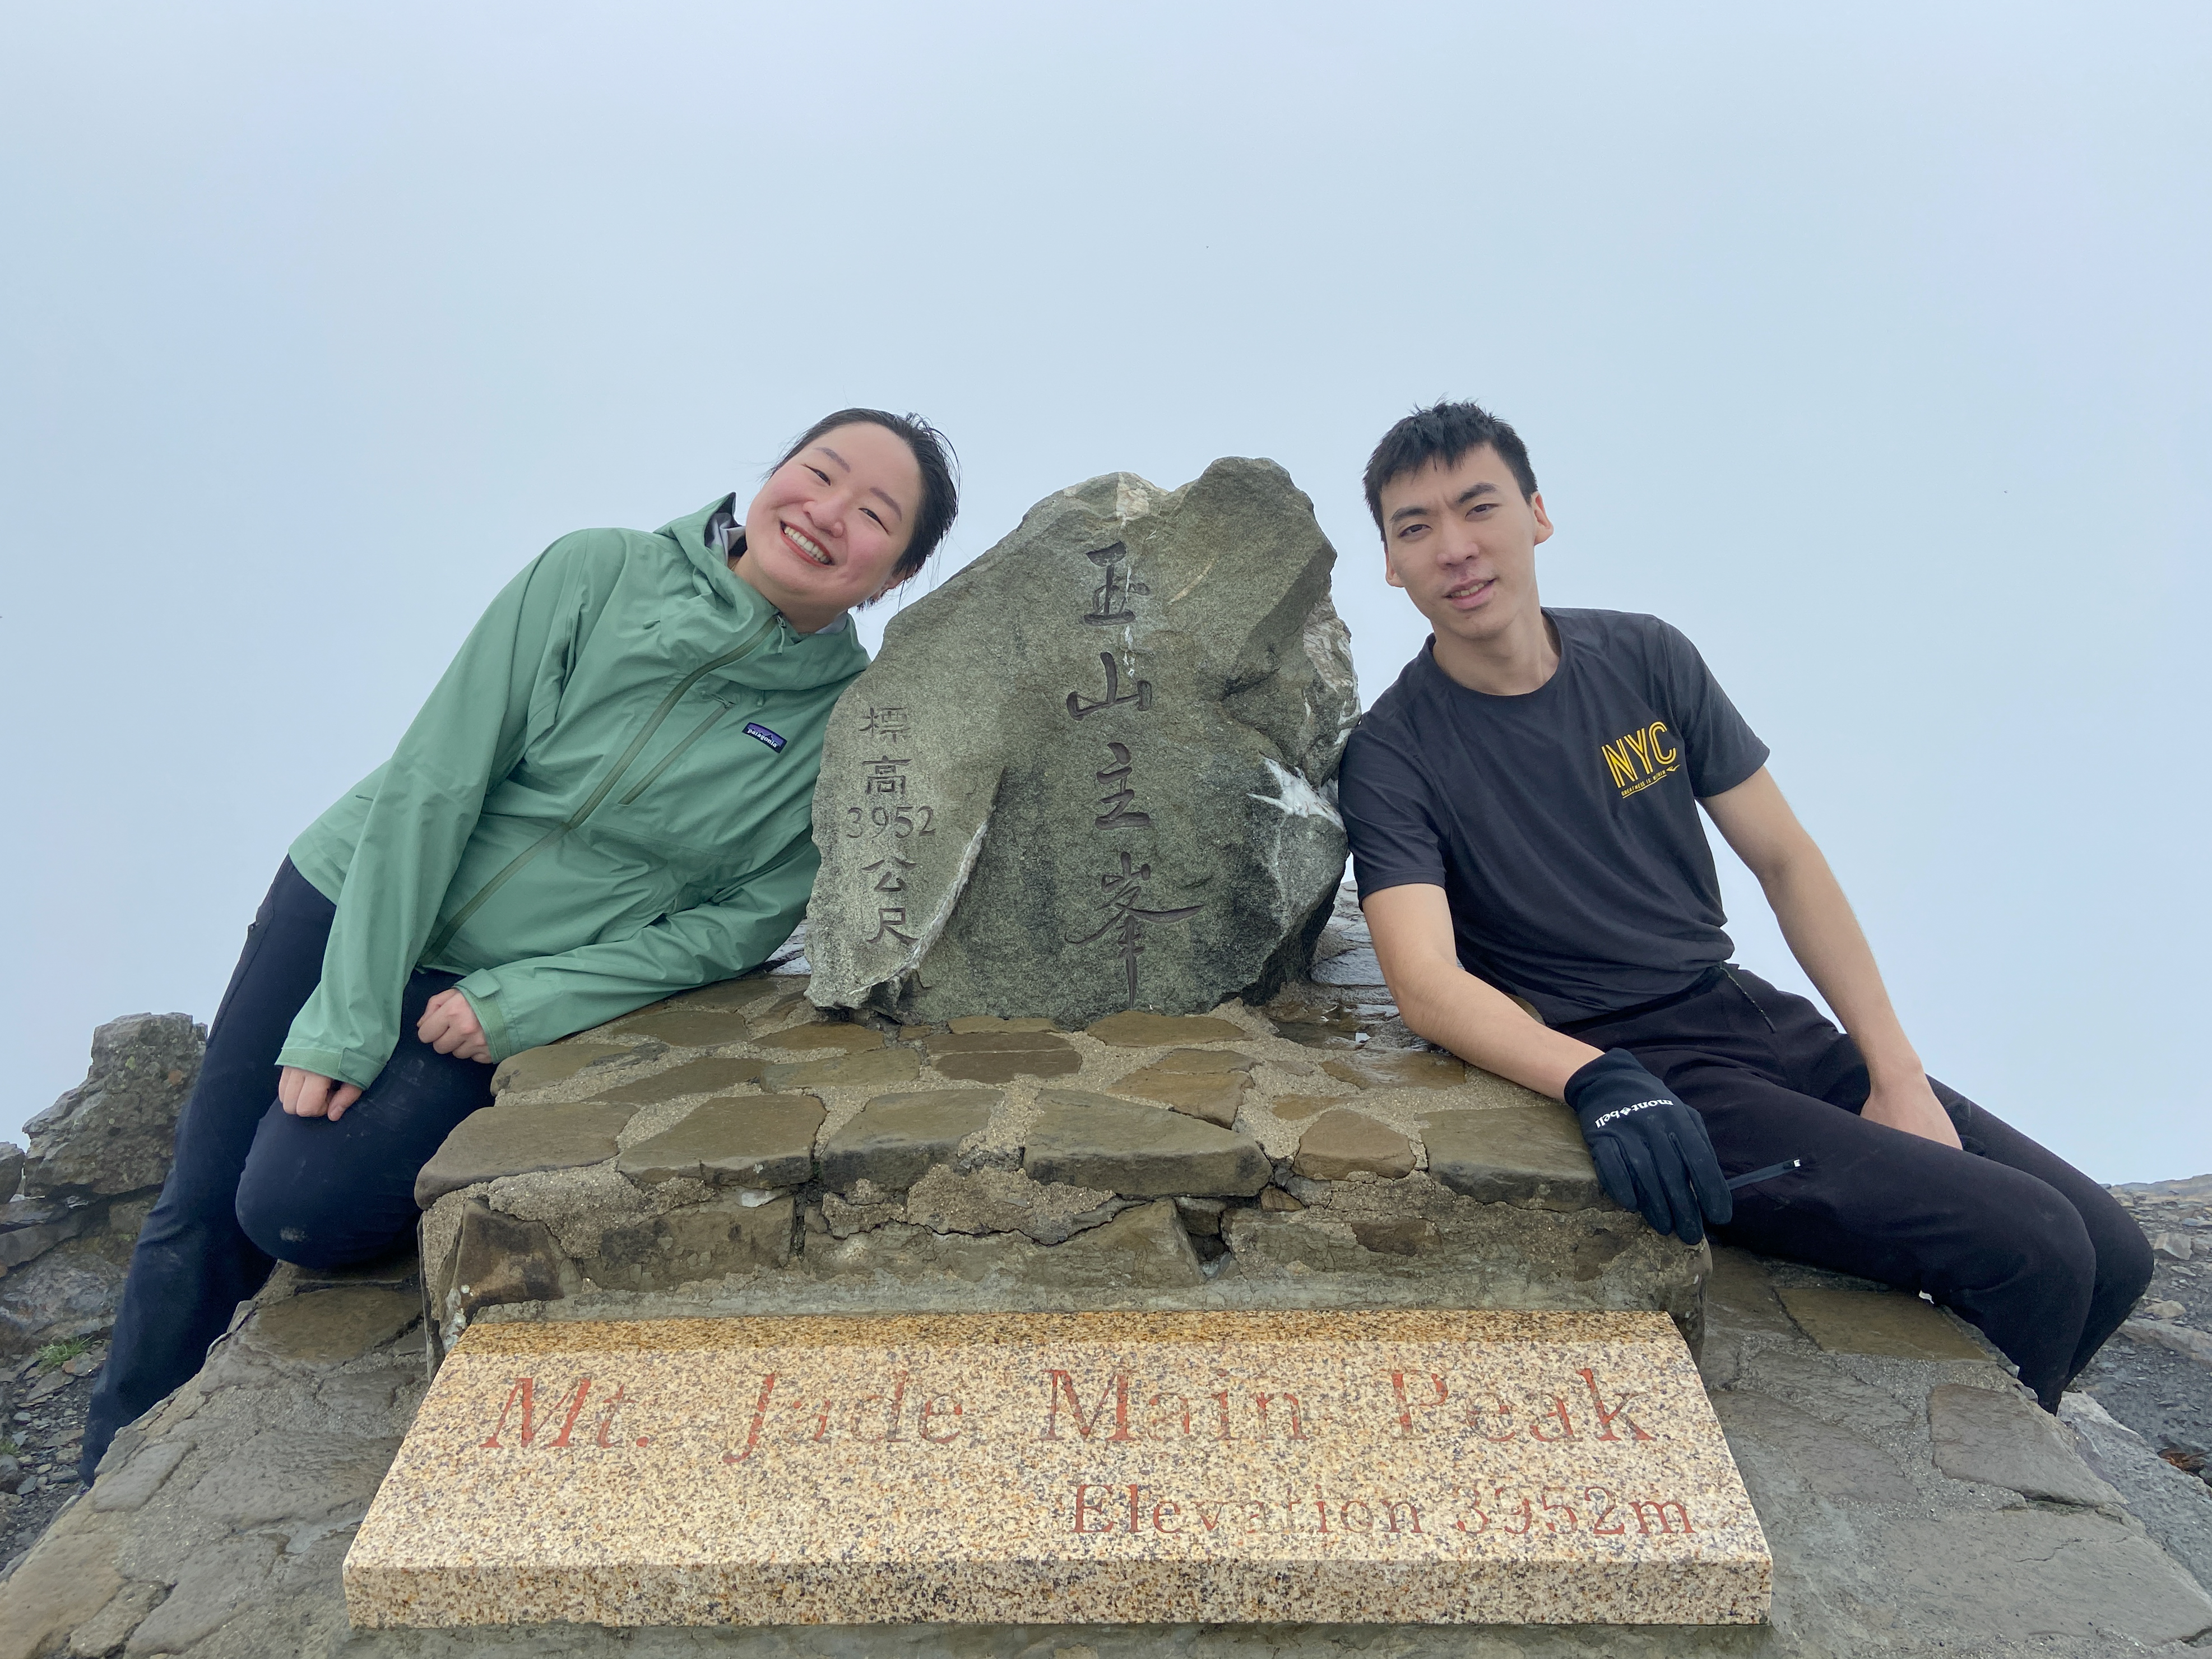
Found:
[344,1310,1769,1628]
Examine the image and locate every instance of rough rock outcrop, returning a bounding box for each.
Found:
[20,1013,201,1199]
[804,459,1358,1026]
[0,1014,202,1355]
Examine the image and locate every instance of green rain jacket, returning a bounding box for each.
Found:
[277,498,869,1089]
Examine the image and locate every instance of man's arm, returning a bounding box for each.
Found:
[1363,883,1605,1098]
[1699,767,1960,1149]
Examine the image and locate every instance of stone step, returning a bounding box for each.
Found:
[342,1308,1769,1629]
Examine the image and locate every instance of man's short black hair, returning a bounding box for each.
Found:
[1363,401,1538,536]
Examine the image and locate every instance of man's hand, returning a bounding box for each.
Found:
[1861,1074,1963,1150]
[418,989,493,1063]
[279,1067,363,1122]
[1565,1049,1733,1245]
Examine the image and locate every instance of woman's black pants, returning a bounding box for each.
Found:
[81,861,494,1481]
[1568,966,2151,1408]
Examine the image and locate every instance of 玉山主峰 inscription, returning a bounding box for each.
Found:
[346,1310,1771,1629]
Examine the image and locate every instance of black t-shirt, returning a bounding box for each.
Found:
[1338,609,1769,1025]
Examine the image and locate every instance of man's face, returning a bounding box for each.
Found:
[1378,444,1553,647]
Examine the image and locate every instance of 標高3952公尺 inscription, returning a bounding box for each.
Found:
[345,1309,1770,1629]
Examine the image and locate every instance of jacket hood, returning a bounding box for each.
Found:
[660,497,871,693]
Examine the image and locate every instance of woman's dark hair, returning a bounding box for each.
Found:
[1362,401,1538,539]
[773,407,960,590]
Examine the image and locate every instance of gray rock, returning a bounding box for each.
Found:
[1086,1012,1246,1048]
[2125,1316,2212,1366]
[817,1090,999,1193]
[1319,1048,1468,1091]
[0,1505,127,1659]
[1420,1103,1604,1211]
[0,1142,21,1204]
[1027,1199,1204,1290]
[1109,1058,1248,1128]
[412,1100,636,1207]
[1023,1091,1272,1198]
[21,1013,203,1200]
[902,1165,1125,1245]
[1713,1387,1919,1504]
[0,1199,91,1269]
[0,1246,125,1354]
[183,1429,397,1525]
[922,1029,1081,1084]
[1291,1110,1416,1180]
[583,1193,795,1290]
[68,1579,164,1656]
[606,1003,757,1049]
[89,1442,191,1513]
[758,1047,922,1091]
[2062,1391,2212,1592]
[433,1199,582,1331]
[613,1095,825,1188]
[587,1055,767,1106]
[1778,1286,1992,1361]
[239,1285,419,1363]
[124,1530,280,1652]
[805,461,1358,1027]
[489,1040,635,1097]
[1929,1382,2124,1506]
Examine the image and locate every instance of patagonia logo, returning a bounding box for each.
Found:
[743,722,787,753]
[1601,721,1680,800]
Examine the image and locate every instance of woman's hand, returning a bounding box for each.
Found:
[279,1067,363,1122]
[418,988,493,1063]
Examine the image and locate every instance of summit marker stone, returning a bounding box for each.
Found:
[804,460,1358,1026]
[344,1310,1771,1627]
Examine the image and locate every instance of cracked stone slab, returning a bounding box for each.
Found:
[1928,1382,2123,1507]
[614,1096,825,1189]
[1321,1049,1469,1091]
[1712,1387,1918,1504]
[1292,1110,1416,1180]
[239,1285,419,1363]
[1024,1090,1271,1197]
[922,1029,1082,1083]
[126,1530,283,1653]
[1420,1104,1603,1211]
[489,1040,634,1097]
[901,1165,1124,1245]
[413,1101,636,1208]
[1109,1064,1247,1127]
[1085,1011,1246,1048]
[606,1005,755,1049]
[759,1047,922,1091]
[1777,1286,1991,1361]
[750,1022,886,1055]
[817,1091,1000,1193]
[587,1055,768,1106]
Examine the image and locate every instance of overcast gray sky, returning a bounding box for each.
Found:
[4,3,2206,1181]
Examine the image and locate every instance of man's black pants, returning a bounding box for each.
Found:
[1567,966,2150,1408]
[81,861,495,1481]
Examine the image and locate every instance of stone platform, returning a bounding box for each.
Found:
[345,1310,1766,1628]
[418,949,1704,1361]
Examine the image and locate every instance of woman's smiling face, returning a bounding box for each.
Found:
[736,421,924,632]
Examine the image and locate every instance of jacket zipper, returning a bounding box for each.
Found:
[423,613,780,961]
[617,701,734,807]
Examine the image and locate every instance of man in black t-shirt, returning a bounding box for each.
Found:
[1338,401,2148,1411]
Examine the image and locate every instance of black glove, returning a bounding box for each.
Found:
[1565,1049,1732,1245]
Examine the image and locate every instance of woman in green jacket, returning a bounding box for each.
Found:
[83,409,958,1480]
